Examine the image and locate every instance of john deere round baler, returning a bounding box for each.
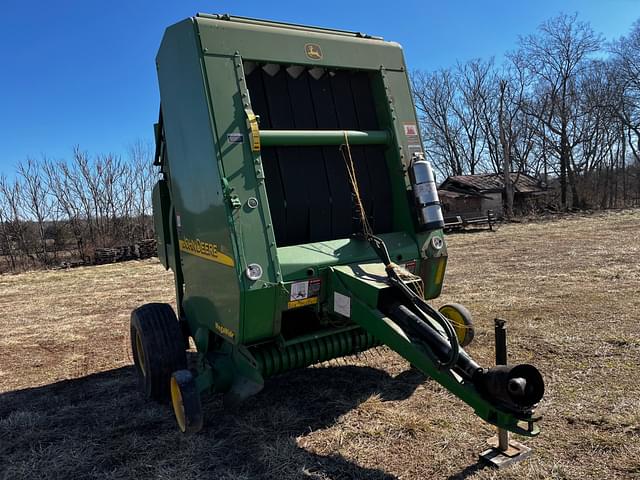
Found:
[130,13,544,437]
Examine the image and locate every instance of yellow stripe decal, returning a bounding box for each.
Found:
[434,257,446,285]
[179,239,235,267]
[215,322,236,339]
[287,297,318,309]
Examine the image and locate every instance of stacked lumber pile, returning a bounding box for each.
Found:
[94,239,157,265]
[137,239,157,259]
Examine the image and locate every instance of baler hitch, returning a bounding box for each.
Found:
[367,233,544,414]
[386,304,544,414]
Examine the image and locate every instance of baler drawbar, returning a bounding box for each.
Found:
[129,13,544,442]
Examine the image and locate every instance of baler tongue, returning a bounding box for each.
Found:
[329,262,543,436]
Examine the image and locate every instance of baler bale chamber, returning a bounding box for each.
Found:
[130,13,544,437]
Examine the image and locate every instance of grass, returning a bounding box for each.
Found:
[1,209,639,479]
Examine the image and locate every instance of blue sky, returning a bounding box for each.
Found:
[1,0,639,174]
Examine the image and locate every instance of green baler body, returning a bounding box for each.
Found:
[154,14,445,345]
[152,14,540,437]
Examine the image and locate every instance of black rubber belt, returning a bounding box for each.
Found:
[286,70,332,242]
[246,68,288,246]
[308,71,353,240]
[245,65,394,246]
[330,70,373,234]
[350,72,393,233]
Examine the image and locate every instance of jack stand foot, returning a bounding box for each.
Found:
[480,319,533,467]
[479,434,532,468]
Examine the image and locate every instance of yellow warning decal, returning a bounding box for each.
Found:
[245,108,260,152]
[287,297,318,309]
[215,322,235,339]
[179,238,235,267]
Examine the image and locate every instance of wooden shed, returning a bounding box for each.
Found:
[439,173,547,217]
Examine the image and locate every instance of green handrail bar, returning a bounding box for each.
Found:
[259,129,391,146]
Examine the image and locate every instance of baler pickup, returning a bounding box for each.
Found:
[130,12,544,449]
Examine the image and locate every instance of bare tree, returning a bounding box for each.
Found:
[498,79,515,216]
[0,176,17,270]
[0,176,32,268]
[129,139,155,239]
[413,69,465,176]
[43,157,88,260]
[16,158,52,264]
[513,13,602,209]
[610,20,640,201]
[452,59,493,174]
[410,13,639,211]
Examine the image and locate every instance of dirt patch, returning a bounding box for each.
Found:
[1,210,639,479]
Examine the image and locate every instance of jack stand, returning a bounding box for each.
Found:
[479,318,532,468]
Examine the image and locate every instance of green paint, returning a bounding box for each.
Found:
[260,129,390,146]
[150,13,542,438]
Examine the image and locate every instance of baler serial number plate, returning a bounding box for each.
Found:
[287,279,321,309]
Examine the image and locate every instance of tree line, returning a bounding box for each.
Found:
[412,13,640,214]
[0,141,155,272]
[2,13,640,272]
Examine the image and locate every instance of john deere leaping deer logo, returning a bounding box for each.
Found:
[305,43,323,60]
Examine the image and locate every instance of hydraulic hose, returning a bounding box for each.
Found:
[388,304,482,380]
[363,236,544,413]
[338,131,459,370]
[366,234,460,370]
[387,303,544,412]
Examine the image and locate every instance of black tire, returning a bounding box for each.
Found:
[130,303,187,401]
[178,317,192,350]
[170,369,203,434]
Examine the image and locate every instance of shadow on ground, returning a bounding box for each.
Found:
[0,363,467,479]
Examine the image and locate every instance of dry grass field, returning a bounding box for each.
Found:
[1,210,639,479]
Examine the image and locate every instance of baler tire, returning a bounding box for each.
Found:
[170,369,203,434]
[130,303,187,402]
[439,303,475,348]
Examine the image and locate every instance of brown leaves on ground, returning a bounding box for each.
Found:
[1,209,639,479]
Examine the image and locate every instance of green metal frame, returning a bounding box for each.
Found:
[155,15,443,346]
[329,264,539,436]
[152,13,541,437]
[259,129,390,146]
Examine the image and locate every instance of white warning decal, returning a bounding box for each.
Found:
[334,293,351,318]
[290,281,309,301]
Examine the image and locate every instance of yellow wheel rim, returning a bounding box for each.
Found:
[171,376,186,432]
[439,305,468,345]
[135,330,146,376]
